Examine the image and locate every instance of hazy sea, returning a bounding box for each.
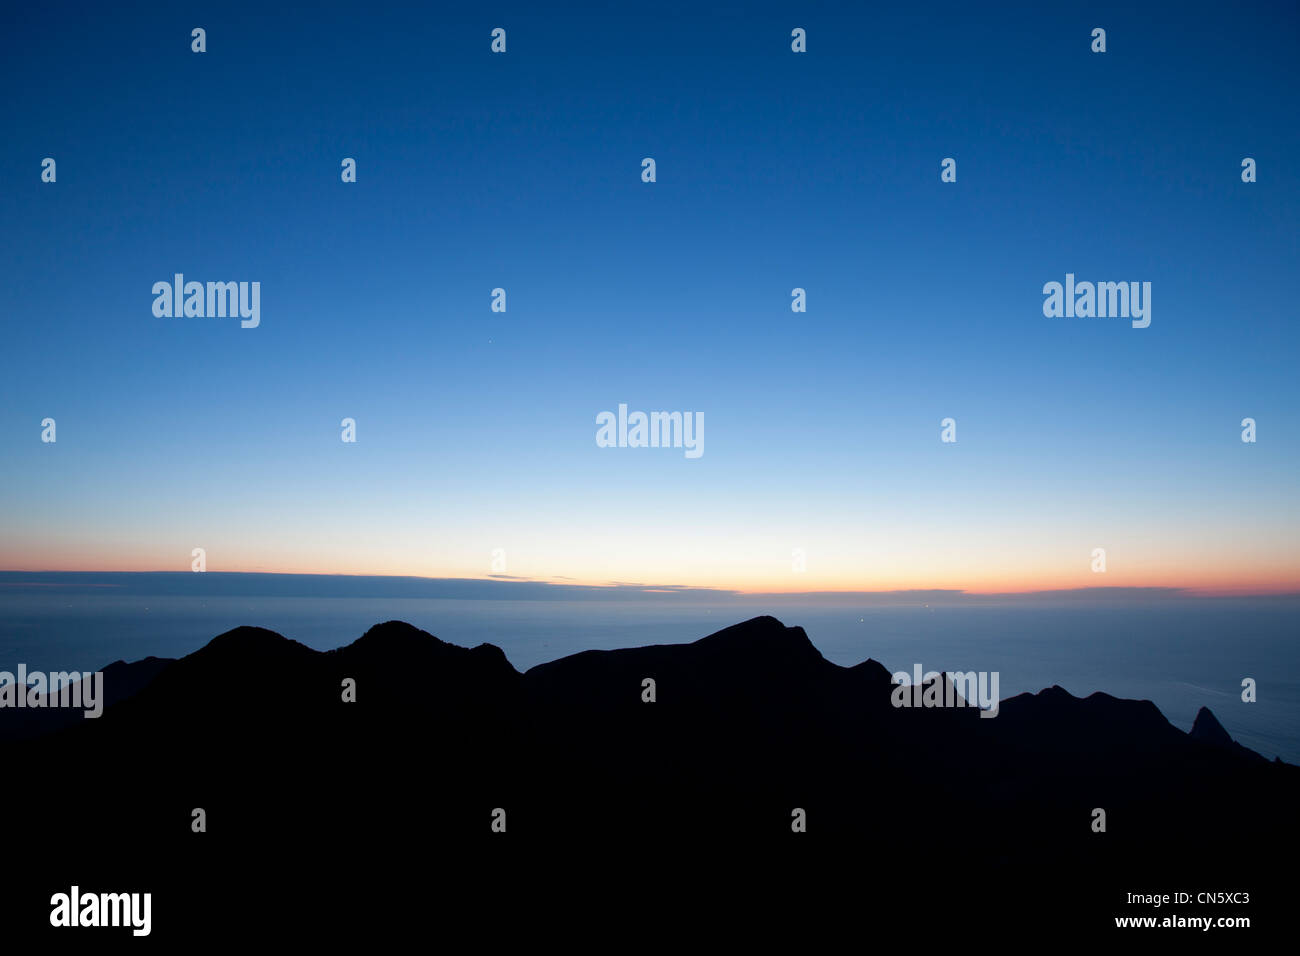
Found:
[2,582,1296,762]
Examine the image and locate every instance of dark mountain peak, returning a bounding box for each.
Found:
[521,616,828,707]
[351,620,448,653]
[1189,706,1233,746]
[176,624,318,676]
[99,655,173,677]
[467,641,515,670]
[120,627,318,716]
[194,625,312,661]
[334,620,518,677]
[846,657,895,685]
[998,684,1179,753]
[1081,690,1171,725]
[98,656,173,696]
[691,615,823,663]
[998,685,1072,712]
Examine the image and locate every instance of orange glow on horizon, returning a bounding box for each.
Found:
[2,555,1297,599]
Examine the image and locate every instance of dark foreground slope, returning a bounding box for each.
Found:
[3,616,1292,942]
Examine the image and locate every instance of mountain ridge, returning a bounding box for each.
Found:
[4,614,1293,939]
[2,616,1273,766]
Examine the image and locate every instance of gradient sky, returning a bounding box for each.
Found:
[2,1,1297,594]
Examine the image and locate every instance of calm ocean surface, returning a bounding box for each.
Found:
[2,587,1296,762]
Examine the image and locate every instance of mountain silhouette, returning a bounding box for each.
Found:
[4,615,1290,940]
[0,655,171,741]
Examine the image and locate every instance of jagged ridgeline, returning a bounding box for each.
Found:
[5,616,1294,935]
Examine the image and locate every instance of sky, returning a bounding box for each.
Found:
[1,1,1297,595]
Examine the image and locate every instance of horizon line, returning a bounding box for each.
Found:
[1,569,1297,602]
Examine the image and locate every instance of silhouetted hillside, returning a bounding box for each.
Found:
[4,616,1290,940]
[0,655,172,741]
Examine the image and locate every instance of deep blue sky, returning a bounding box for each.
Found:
[2,1,1297,591]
